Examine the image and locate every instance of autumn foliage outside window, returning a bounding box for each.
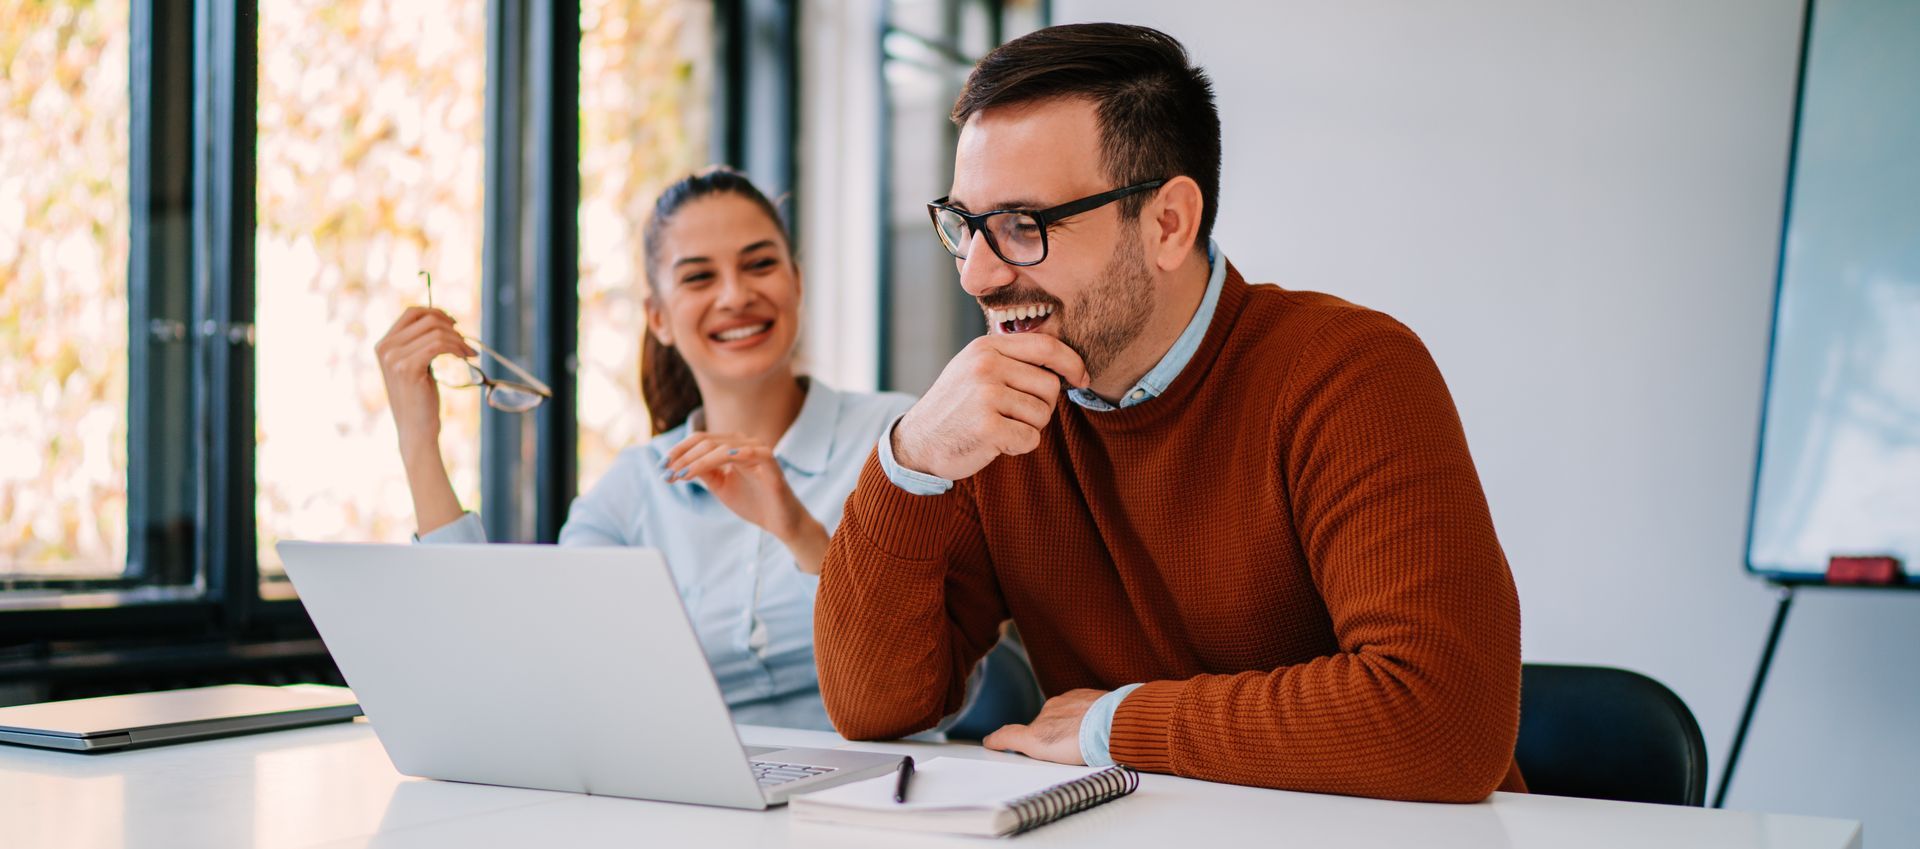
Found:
[3,0,710,582]
[0,1,132,578]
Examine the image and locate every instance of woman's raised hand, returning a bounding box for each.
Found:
[375,307,477,536]
[375,307,475,455]
[664,432,829,574]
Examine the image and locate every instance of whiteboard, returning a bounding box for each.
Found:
[1746,0,1920,583]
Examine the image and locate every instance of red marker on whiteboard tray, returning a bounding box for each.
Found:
[1825,555,1904,585]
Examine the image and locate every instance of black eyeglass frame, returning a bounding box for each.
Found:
[926,178,1169,267]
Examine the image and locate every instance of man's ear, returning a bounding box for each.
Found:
[1144,176,1203,272]
[645,296,673,347]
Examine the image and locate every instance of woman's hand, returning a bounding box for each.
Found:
[375,307,475,456]
[374,307,475,535]
[664,433,829,575]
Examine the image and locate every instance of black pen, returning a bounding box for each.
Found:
[892,756,915,804]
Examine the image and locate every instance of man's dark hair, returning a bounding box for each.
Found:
[952,23,1222,248]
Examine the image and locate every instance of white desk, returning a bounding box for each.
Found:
[0,719,1861,849]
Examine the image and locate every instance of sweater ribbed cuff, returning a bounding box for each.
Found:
[847,452,966,562]
[1107,679,1182,774]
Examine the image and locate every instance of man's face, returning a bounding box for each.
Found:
[946,98,1155,383]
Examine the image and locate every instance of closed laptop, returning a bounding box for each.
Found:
[0,684,362,752]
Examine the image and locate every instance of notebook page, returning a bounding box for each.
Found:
[796,757,1104,812]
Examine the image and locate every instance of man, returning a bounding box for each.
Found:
[816,22,1525,803]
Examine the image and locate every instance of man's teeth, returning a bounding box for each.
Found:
[987,304,1054,327]
[714,322,770,341]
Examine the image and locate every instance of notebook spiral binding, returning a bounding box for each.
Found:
[1003,765,1141,835]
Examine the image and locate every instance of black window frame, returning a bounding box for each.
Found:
[1,0,796,692]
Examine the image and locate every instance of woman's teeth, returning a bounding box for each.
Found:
[712,322,771,342]
[988,304,1054,333]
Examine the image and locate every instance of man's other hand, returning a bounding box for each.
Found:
[981,688,1106,765]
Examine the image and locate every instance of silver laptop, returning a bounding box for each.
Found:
[276,540,904,809]
[0,684,362,752]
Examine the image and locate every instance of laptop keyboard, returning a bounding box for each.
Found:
[752,760,837,787]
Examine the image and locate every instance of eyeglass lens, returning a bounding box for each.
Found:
[485,384,545,413]
[933,209,1046,265]
[430,356,480,388]
[433,354,542,412]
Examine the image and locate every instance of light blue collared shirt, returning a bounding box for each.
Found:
[421,379,915,731]
[876,241,1228,764]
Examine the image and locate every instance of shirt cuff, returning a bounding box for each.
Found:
[413,511,487,544]
[875,415,953,496]
[1079,683,1144,767]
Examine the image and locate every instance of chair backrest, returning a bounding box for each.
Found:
[1515,663,1708,806]
[945,631,1045,741]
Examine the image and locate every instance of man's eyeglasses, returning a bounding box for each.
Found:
[926,178,1167,267]
[421,271,553,413]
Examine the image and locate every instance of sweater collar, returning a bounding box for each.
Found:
[1063,259,1254,433]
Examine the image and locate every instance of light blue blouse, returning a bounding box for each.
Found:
[419,379,916,731]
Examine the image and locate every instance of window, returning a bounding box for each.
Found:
[1,0,789,659]
[0,1,134,583]
[254,0,490,583]
[577,0,712,493]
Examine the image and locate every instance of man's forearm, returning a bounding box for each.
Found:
[1105,646,1520,803]
[815,529,961,736]
[815,455,1003,739]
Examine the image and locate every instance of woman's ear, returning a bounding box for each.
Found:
[645,296,674,347]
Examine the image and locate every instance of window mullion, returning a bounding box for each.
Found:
[482,0,531,542]
[530,0,581,544]
[192,0,260,628]
[130,0,200,591]
[715,0,797,205]
[484,0,583,544]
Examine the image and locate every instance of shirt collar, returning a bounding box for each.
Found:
[772,377,838,475]
[1067,238,1227,412]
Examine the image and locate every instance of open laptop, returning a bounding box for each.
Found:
[0,684,362,752]
[276,541,904,809]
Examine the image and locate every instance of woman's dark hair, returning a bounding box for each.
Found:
[640,166,791,435]
[951,23,1221,247]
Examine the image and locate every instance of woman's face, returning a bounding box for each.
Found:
[647,193,803,388]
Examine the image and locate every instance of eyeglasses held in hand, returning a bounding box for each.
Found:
[420,271,552,413]
[926,178,1167,267]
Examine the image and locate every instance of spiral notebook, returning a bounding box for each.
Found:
[788,757,1139,837]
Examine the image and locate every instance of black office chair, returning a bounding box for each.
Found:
[1515,663,1708,807]
[945,629,1045,741]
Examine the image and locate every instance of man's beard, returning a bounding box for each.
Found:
[1056,230,1155,385]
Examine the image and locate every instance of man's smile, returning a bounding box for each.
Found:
[985,303,1055,334]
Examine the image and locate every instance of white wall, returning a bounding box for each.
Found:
[1046,0,1915,842]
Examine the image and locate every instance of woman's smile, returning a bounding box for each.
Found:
[706,317,776,349]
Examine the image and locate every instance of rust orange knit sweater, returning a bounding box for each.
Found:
[816,265,1526,803]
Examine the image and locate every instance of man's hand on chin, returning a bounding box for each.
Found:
[981,688,1107,765]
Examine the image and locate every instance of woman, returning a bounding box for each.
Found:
[374,168,914,730]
